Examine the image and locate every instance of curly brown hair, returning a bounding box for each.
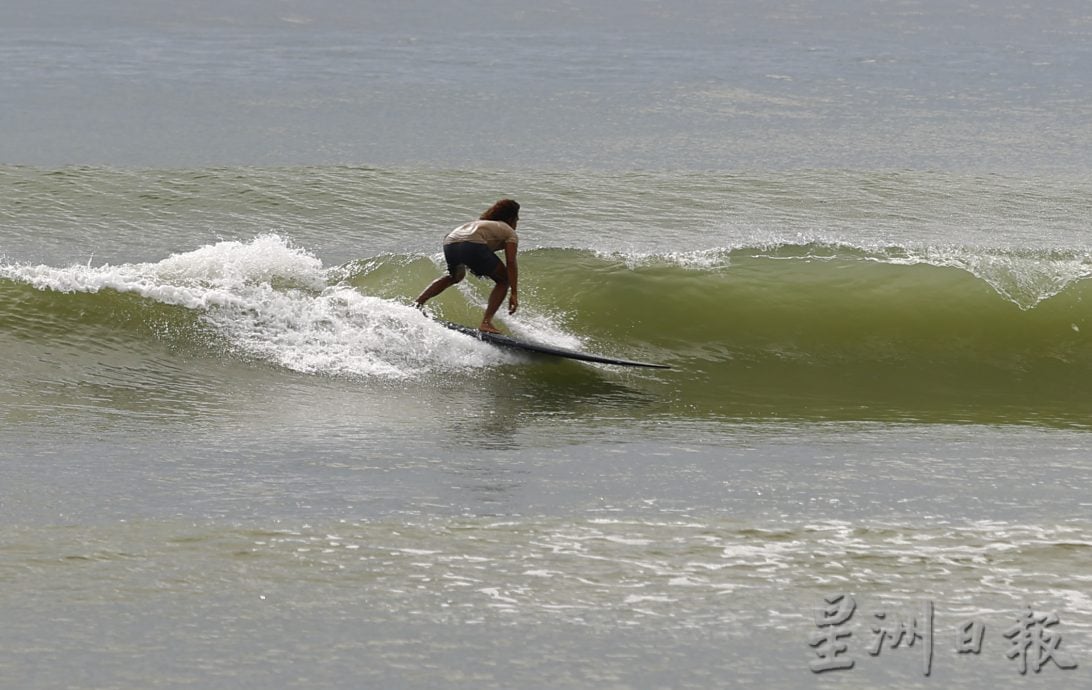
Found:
[479,199,520,225]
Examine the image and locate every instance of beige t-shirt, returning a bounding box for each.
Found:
[443,220,518,252]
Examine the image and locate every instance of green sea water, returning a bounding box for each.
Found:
[5,166,1092,426]
[3,165,1091,688]
[2,1,1092,685]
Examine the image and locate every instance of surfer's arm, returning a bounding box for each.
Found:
[505,241,519,314]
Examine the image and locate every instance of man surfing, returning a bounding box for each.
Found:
[414,199,520,333]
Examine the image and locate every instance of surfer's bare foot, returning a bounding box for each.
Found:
[478,322,502,334]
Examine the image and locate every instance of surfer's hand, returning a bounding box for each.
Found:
[508,292,519,315]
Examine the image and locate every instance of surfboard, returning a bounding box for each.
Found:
[437,320,671,369]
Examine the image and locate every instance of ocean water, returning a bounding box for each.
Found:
[2,2,1092,689]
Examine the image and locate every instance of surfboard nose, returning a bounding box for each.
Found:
[434,319,670,369]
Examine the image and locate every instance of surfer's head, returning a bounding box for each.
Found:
[480,199,520,227]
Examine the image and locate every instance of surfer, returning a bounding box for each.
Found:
[415,199,520,334]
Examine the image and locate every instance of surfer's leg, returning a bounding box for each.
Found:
[479,264,509,333]
[415,266,464,307]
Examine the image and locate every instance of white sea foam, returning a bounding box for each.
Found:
[595,240,1092,310]
[453,277,585,351]
[1,234,508,379]
[918,247,1092,310]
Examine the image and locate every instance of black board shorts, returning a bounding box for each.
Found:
[443,241,501,278]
